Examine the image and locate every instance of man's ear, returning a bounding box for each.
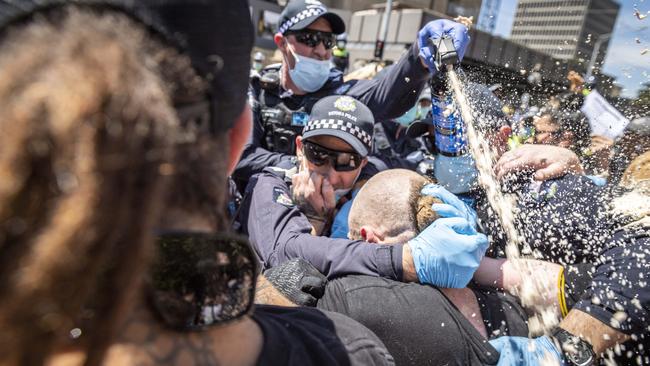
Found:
[295,135,304,156]
[274,33,287,50]
[227,105,252,175]
[360,226,382,243]
[360,157,368,169]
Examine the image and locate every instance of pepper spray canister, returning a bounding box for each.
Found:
[430,75,467,157]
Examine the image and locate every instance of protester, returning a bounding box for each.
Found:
[319,169,528,365]
[233,0,471,189]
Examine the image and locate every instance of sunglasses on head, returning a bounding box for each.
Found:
[147,232,257,331]
[303,140,363,172]
[286,29,336,49]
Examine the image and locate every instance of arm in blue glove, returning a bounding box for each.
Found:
[417,19,470,73]
[407,216,488,288]
[489,336,564,366]
[421,183,478,229]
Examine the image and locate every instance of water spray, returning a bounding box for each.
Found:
[429,31,561,335]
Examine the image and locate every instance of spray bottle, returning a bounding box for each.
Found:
[427,35,467,157]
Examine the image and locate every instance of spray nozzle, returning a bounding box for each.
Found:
[427,35,459,71]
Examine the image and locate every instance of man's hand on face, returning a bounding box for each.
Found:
[291,157,336,217]
[495,144,584,182]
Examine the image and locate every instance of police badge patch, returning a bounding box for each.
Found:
[334,96,356,112]
[273,187,294,207]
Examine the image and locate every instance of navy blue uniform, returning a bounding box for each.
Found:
[479,174,650,360]
[233,45,429,183]
[238,161,403,280]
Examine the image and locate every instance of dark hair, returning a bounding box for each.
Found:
[0,7,189,365]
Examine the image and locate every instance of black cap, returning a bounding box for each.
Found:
[278,0,345,35]
[0,0,253,134]
[302,96,374,157]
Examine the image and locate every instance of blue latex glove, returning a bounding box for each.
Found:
[408,216,488,288]
[417,19,470,73]
[489,336,565,366]
[421,183,478,229]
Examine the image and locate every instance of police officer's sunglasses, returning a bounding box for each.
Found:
[147,232,257,331]
[285,29,336,49]
[303,140,363,172]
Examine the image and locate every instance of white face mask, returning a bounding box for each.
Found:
[333,168,362,202]
[288,48,330,93]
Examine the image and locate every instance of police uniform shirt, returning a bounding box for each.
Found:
[478,174,650,363]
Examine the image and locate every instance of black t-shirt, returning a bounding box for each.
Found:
[252,305,395,366]
[317,275,528,366]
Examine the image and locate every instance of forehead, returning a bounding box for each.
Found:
[306,17,332,32]
[307,135,354,152]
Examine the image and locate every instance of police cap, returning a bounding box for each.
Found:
[278,0,345,35]
[302,96,374,157]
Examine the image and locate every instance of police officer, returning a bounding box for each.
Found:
[238,94,488,290]
[232,0,471,188]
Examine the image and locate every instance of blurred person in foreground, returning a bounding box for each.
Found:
[0,1,395,365]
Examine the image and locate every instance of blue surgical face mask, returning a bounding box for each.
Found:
[395,105,418,126]
[434,154,478,194]
[288,49,330,93]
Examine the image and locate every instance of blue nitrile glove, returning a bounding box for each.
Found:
[408,216,488,288]
[417,19,470,73]
[421,183,478,230]
[489,336,565,366]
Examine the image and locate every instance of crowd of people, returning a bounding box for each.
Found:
[0,0,648,365]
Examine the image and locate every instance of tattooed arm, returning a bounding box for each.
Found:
[103,301,262,366]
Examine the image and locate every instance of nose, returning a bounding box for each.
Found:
[313,42,329,60]
[326,167,342,187]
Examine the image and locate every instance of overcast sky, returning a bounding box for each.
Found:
[493,0,649,98]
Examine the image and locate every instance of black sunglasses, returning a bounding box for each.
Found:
[147,232,257,331]
[286,29,336,49]
[303,140,363,172]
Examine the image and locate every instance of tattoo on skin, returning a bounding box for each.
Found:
[114,303,221,366]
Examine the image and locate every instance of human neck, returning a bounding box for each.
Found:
[440,288,488,338]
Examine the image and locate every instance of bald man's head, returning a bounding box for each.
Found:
[348,169,441,243]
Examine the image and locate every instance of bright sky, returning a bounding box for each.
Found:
[493,0,650,98]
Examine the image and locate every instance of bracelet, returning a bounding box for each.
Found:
[557,267,569,318]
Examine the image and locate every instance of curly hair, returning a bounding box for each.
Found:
[0,6,195,365]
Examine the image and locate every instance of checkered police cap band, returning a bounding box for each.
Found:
[279,6,326,34]
[304,119,373,148]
